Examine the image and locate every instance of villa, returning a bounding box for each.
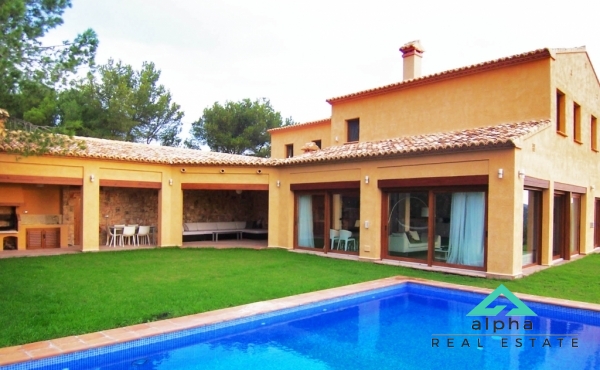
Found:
[1,41,599,279]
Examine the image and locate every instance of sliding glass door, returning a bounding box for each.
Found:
[387,192,429,262]
[440,192,485,268]
[384,188,486,270]
[553,193,566,259]
[522,189,542,266]
[297,194,325,249]
[295,191,360,254]
[570,194,581,256]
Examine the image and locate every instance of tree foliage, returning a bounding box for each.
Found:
[0,0,98,125]
[187,98,292,156]
[57,59,185,146]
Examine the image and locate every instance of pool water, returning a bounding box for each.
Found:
[5,283,600,370]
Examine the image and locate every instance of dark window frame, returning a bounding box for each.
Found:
[347,118,359,142]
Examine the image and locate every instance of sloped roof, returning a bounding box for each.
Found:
[267,118,330,134]
[275,120,551,166]
[327,48,554,104]
[0,134,270,166]
[0,120,550,166]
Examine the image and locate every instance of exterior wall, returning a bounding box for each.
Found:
[330,59,551,144]
[515,52,600,263]
[275,149,520,276]
[270,121,331,159]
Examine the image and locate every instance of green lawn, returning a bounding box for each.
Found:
[0,248,598,348]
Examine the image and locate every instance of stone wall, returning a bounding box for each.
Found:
[61,187,78,246]
[183,190,268,226]
[100,187,159,227]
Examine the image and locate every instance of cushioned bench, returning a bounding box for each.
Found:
[389,232,441,254]
[183,222,267,241]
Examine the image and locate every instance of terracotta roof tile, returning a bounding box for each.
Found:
[1,120,550,166]
[275,120,551,166]
[0,135,271,166]
[267,118,330,133]
[327,48,553,103]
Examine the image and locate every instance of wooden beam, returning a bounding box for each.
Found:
[290,181,360,191]
[181,183,269,190]
[0,174,82,186]
[99,180,161,189]
[524,176,550,189]
[554,181,586,194]
[378,175,488,189]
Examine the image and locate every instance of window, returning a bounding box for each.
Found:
[556,90,566,134]
[347,119,359,142]
[313,140,321,149]
[592,115,598,151]
[285,144,293,158]
[574,102,581,143]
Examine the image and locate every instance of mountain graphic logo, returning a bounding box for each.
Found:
[467,284,537,316]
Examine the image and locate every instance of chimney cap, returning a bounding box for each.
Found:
[400,40,424,56]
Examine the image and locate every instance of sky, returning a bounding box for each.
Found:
[44,0,600,139]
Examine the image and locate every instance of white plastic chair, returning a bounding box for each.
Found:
[137,226,151,245]
[122,226,137,246]
[338,230,356,251]
[107,225,125,247]
[330,229,340,250]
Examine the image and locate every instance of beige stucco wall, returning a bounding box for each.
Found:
[330,59,551,144]
[272,149,520,274]
[512,51,600,265]
[270,121,331,159]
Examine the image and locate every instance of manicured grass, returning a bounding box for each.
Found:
[0,248,598,347]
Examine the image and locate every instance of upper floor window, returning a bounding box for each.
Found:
[313,140,322,149]
[286,144,293,158]
[592,115,598,152]
[556,90,566,135]
[347,118,359,142]
[574,102,582,143]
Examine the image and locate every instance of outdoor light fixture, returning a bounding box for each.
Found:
[498,169,503,179]
[276,180,281,187]
[518,169,525,179]
[365,175,369,184]
[169,179,173,186]
[591,185,596,191]
[89,174,95,182]
[236,190,243,195]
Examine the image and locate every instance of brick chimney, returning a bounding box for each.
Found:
[399,40,424,81]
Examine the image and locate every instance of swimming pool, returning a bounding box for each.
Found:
[3,282,600,370]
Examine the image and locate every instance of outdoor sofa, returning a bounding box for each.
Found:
[182,221,267,241]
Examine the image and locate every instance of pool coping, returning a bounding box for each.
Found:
[1,276,600,366]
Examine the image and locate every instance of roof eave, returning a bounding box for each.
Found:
[274,142,516,167]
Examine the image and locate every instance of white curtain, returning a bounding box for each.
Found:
[298,195,315,247]
[447,192,485,267]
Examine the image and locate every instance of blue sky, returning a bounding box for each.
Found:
[45,0,600,138]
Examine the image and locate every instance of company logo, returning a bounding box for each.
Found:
[467,284,537,317]
[431,285,579,349]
